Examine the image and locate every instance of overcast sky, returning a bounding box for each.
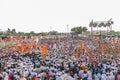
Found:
[0,0,120,32]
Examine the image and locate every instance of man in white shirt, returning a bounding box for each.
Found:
[101,71,107,80]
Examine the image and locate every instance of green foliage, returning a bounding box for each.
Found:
[7,28,10,33]
[30,31,35,36]
[18,32,25,36]
[2,28,17,36]
[107,30,120,35]
[83,31,91,36]
[49,31,58,35]
[1,27,120,37]
[25,33,30,36]
[40,32,48,36]
[11,29,16,34]
[0,32,3,35]
[82,27,88,32]
[71,26,88,34]
[108,30,115,35]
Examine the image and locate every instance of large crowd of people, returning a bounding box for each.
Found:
[0,36,120,80]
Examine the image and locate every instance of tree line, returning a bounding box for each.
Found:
[0,27,120,37]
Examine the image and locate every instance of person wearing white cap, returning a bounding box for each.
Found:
[109,71,115,80]
[87,70,92,80]
[87,76,92,80]
[3,71,8,80]
[78,69,84,78]
[106,71,111,80]
[94,74,99,80]
[101,71,107,80]
[56,74,63,80]
[37,74,42,80]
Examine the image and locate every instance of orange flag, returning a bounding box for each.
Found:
[9,37,13,42]
[20,44,25,53]
[76,46,79,56]
[85,46,89,54]
[99,41,105,54]
[110,39,114,44]
[16,37,23,43]
[80,41,85,50]
[30,43,34,50]
[33,75,37,80]
[113,38,117,44]
[40,44,47,57]
[101,48,105,54]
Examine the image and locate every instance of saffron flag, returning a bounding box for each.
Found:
[76,46,79,55]
[80,41,85,50]
[85,46,89,54]
[40,44,47,57]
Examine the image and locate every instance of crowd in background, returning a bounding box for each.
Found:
[0,37,120,80]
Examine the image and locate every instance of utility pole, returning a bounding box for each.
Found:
[89,20,93,39]
[50,26,52,32]
[67,24,69,38]
[49,26,52,38]
[67,24,69,33]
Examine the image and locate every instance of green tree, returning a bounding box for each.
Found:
[7,28,11,35]
[82,27,88,33]
[71,26,82,34]
[30,31,35,36]
[18,32,25,36]
[11,29,16,35]
[115,31,120,35]
[25,33,30,36]
[40,32,48,36]
[0,31,3,35]
[8,28,10,33]
[12,29,16,33]
[84,31,91,36]
[49,31,58,35]
[71,26,88,34]
[108,30,115,35]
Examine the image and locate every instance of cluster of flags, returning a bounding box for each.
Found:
[15,41,48,57]
[1,36,120,59]
[74,38,120,60]
[110,38,118,44]
[1,37,48,57]
[75,40,89,55]
[99,39,120,54]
